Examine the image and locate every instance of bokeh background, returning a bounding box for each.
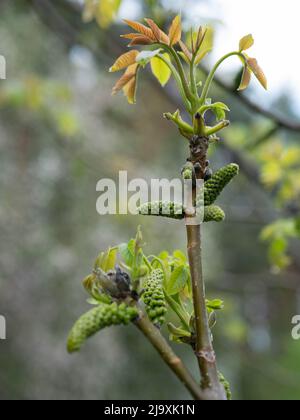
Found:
[0,0,300,400]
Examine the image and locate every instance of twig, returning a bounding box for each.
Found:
[200,65,300,132]
[134,312,204,400]
[184,136,226,400]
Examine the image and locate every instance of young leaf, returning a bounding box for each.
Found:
[123,19,156,40]
[109,50,139,72]
[151,54,172,86]
[112,63,139,103]
[103,248,118,272]
[247,57,268,90]
[173,250,187,263]
[206,299,224,311]
[123,77,138,104]
[167,265,189,295]
[239,34,254,52]
[179,40,192,62]
[238,65,252,91]
[128,36,153,46]
[119,240,135,267]
[168,15,182,46]
[112,69,136,95]
[145,18,170,44]
[188,26,214,54]
[121,33,148,40]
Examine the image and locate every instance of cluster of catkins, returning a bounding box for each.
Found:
[67,302,138,353]
[138,163,239,222]
[142,269,167,327]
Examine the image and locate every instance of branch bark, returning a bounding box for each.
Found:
[185,136,226,400]
[134,312,204,400]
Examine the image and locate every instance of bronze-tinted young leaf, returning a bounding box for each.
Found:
[247,57,268,90]
[112,70,135,95]
[144,18,161,41]
[109,50,139,72]
[238,65,252,91]
[239,34,254,52]
[194,26,206,53]
[120,64,139,104]
[168,15,182,46]
[128,36,153,46]
[123,76,138,104]
[121,33,144,40]
[112,64,139,103]
[123,19,155,40]
[188,26,214,54]
[179,40,192,62]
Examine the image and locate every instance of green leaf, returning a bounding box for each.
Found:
[150,54,172,86]
[200,102,230,121]
[136,49,162,67]
[206,299,224,311]
[119,240,135,267]
[167,265,189,295]
[173,250,187,263]
[103,248,118,272]
[239,34,254,52]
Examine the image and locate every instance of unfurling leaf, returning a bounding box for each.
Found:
[238,65,252,91]
[188,26,214,54]
[121,33,148,40]
[112,70,135,95]
[151,54,172,86]
[239,34,254,52]
[179,40,192,62]
[145,18,170,44]
[109,50,139,72]
[123,72,139,104]
[123,19,156,41]
[128,36,153,46]
[167,265,189,295]
[168,15,182,46]
[247,57,268,90]
[112,64,139,104]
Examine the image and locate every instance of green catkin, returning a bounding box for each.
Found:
[142,269,167,327]
[203,205,225,222]
[204,163,239,206]
[138,202,225,223]
[218,371,232,400]
[67,302,138,353]
[138,201,184,220]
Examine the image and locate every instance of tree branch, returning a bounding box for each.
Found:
[134,311,205,400]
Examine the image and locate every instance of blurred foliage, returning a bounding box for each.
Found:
[0,76,79,137]
[83,0,122,28]
[0,0,300,401]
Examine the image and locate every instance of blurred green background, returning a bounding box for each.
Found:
[0,0,300,400]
